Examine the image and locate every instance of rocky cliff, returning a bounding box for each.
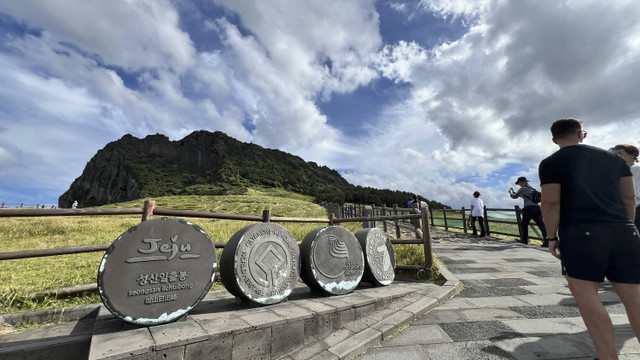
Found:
[58,131,350,207]
[60,130,448,209]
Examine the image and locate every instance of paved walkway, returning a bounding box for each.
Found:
[360,229,640,360]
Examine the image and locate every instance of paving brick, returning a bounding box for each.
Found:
[271,320,305,359]
[231,327,271,359]
[149,317,209,350]
[309,350,339,360]
[304,312,340,342]
[440,321,524,342]
[128,346,185,360]
[421,340,517,359]
[239,309,287,328]
[89,321,155,360]
[184,335,232,360]
[327,328,382,360]
[191,314,251,337]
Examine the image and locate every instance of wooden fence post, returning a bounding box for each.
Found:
[141,200,156,222]
[514,205,523,242]
[393,204,401,240]
[329,213,335,226]
[262,209,271,223]
[443,208,448,231]
[461,207,467,234]
[483,205,490,235]
[421,207,433,269]
[382,204,387,233]
[371,203,376,228]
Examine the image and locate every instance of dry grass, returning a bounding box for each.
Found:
[0,189,408,314]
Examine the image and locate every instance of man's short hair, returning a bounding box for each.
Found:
[551,118,582,140]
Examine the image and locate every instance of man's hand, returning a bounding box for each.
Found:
[549,241,561,259]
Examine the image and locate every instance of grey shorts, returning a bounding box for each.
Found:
[559,224,640,283]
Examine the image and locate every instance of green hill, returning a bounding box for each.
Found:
[59,130,448,209]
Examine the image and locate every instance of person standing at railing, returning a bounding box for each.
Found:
[72,200,78,209]
[509,176,549,246]
[468,191,485,237]
[611,144,640,231]
[540,118,640,360]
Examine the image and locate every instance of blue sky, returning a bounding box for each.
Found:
[1,0,639,209]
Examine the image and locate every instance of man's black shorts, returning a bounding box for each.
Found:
[559,224,640,283]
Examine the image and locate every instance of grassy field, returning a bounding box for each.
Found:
[0,188,436,314]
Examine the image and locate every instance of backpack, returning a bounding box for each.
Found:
[526,188,542,203]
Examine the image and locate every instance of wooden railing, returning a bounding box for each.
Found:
[0,202,58,209]
[428,205,543,242]
[0,200,432,297]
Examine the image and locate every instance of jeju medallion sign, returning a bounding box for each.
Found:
[98,217,217,325]
[220,223,300,305]
[300,226,364,295]
[355,228,396,286]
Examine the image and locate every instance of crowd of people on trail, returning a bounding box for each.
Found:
[462,118,640,359]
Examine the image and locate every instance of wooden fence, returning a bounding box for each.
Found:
[1,202,58,209]
[0,200,431,298]
[428,205,543,242]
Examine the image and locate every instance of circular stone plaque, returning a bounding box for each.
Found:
[300,226,364,295]
[98,217,217,326]
[220,223,300,305]
[354,228,396,286]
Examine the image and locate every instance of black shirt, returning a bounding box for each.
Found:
[539,144,632,227]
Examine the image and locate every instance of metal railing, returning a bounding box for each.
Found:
[428,205,543,241]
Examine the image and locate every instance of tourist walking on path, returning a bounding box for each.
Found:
[509,176,549,246]
[539,118,640,360]
[468,191,485,237]
[611,144,640,231]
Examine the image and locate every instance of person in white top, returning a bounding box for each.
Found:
[612,144,640,230]
[468,191,485,236]
[72,200,78,209]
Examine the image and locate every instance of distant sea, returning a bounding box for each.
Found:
[487,210,516,220]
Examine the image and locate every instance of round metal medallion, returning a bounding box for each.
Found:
[220,223,300,305]
[355,228,395,286]
[98,217,217,326]
[300,226,364,295]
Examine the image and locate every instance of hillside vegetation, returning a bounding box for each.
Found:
[0,188,434,315]
[59,130,450,209]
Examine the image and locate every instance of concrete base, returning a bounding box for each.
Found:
[0,280,459,360]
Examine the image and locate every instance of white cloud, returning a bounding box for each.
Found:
[0,0,195,71]
[342,0,640,208]
[1,0,640,211]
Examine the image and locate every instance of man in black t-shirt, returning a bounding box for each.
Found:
[539,118,640,359]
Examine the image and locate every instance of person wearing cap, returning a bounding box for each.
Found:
[539,118,640,359]
[509,176,549,246]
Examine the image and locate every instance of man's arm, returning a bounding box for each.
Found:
[619,176,637,220]
[541,183,561,259]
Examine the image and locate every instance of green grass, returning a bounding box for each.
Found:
[0,188,430,314]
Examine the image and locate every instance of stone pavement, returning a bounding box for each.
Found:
[359,229,640,360]
[0,268,460,359]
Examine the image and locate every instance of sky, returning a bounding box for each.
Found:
[1,0,640,209]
